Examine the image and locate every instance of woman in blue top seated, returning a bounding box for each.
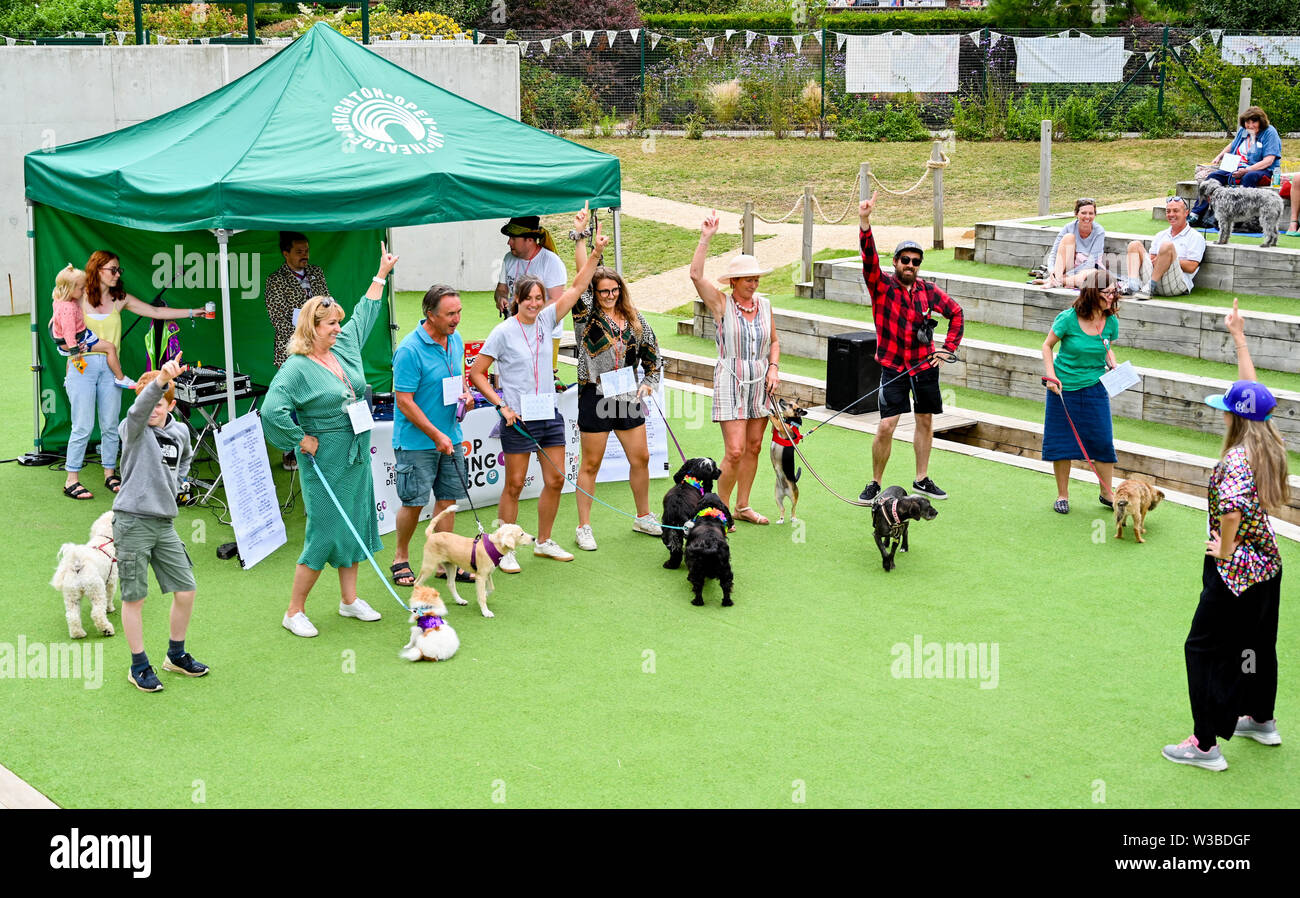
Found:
[1190,106,1282,225]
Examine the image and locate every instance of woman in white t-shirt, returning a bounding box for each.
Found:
[1035,198,1107,289]
[470,220,609,572]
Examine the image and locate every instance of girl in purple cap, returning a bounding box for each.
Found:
[1162,299,1290,771]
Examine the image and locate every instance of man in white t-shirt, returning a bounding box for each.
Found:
[495,216,568,373]
[1123,197,1206,300]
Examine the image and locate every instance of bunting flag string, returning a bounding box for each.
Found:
[582,29,594,47]
[745,30,756,48]
[703,36,715,55]
[605,29,617,48]
[725,29,735,42]
[649,31,661,50]
[540,38,550,54]
[792,34,802,52]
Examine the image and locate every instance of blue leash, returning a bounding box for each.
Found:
[501,412,688,532]
[304,454,410,613]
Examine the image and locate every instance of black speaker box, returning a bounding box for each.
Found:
[825,330,881,414]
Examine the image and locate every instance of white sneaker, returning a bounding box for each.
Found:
[575,524,598,551]
[498,550,521,574]
[632,513,663,536]
[339,597,381,621]
[114,376,137,389]
[282,611,318,638]
[533,539,574,561]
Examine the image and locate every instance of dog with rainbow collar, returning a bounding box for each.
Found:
[661,457,722,569]
[682,494,735,606]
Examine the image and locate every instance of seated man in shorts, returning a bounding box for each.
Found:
[1123,196,1206,300]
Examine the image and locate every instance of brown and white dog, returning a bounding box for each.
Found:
[767,397,808,524]
[412,505,534,618]
[1113,479,1164,543]
[398,586,460,662]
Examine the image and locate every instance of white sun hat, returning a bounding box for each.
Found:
[716,254,773,285]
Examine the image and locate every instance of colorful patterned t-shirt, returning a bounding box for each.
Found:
[1208,445,1282,596]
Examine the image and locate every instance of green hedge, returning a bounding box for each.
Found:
[643,10,994,32]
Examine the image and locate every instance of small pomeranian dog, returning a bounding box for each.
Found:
[398,586,460,662]
[51,510,118,638]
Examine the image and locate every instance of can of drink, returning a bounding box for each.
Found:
[204,302,216,319]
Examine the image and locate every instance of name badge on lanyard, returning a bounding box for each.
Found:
[520,392,556,420]
[441,375,462,406]
[599,366,637,397]
[347,399,374,434]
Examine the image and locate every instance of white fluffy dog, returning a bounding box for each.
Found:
[398,586,460,662]
[50,510,118,639]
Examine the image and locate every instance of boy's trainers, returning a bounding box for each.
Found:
[128,665,164,692]
[859,481,881,503]
[114,376,137,389]
[498,550,521,573]
[1161,735,1227,771]
[534,539,574,561]
[1234,716,1282,745]
[632,513,663,536]
[575,525,598,551]
[339,597,381,621]
[162,653,209,677]
[912,477,948,500]
[282,611,318,638]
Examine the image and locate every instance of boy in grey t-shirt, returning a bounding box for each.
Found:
[114,353,208,692]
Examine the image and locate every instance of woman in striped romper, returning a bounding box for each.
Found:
[690,212,781,527]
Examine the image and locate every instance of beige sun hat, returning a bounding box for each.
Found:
[716,254,773,285]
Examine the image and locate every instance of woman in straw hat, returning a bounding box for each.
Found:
[690,211,781,527]
[1161,298,1289,772]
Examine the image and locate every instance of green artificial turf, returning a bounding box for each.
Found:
[3,297,1298,809]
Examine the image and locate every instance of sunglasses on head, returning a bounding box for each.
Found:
[897,255,922,267]
[317,296,336,308]
[1166,197,1190,209]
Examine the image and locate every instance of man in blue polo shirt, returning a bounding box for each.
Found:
[390,285,471,587]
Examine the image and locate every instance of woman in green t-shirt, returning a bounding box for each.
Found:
[1040,275,1121,514]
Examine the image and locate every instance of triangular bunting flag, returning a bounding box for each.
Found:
[1122,50,1133,64]
[967,29,983,44]
[540,38,551,54]
[518,40,529,56]
[390,32,400,40]
[792,34,802,52]
[200,37,210,44]
[628,28,640,44]
[703,36,715,54]
[605,29,618,48]
[746,31,756,48]
[725,30,736,42]
[562,31,575,48]
[582,29,595,47]
[1058,29,1071,37]
[769,35,781,52]
[1144,50,1156,61]
[1187,36,1201,51]
[1209,29,1223,44]
[115,31,126,44]
[74,31,84,37]
[813,30,822,45]
[5,37,14,46]
[650,32,661,50]
[837,32,847,51]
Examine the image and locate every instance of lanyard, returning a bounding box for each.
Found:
[514,315,544,393]
[603,312,627,369]
[315,352,356,400]
[292,268,311,296]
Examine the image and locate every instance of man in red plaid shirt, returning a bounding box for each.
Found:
[856,191,963,504]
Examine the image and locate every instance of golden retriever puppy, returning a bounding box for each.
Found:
[1114,479,1164,543]
[412,505,534,618]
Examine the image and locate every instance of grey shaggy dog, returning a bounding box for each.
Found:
[1197,179,1285,247]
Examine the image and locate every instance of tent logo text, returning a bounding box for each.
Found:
[333,88,445,155]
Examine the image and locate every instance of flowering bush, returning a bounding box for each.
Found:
[334,8,467,40]
[106,1,245,41]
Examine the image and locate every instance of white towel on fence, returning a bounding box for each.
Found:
[845,33,959,94]
[1220,35,1300,66]
[1013,35,1128,83]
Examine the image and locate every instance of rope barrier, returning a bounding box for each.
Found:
[752,155,950,226]
[752,196,806,225]
[867,154,950,197]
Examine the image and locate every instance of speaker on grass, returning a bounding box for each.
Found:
[825,330,880,414]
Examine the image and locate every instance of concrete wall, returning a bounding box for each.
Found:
[0,42,520,314]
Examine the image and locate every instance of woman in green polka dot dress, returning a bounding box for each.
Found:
[263,244,397,638]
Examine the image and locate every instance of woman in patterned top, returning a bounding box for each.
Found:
[569,205,663,551]
[690,211,781,528]
[1162,299,1290,772]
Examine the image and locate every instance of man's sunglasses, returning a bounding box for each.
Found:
[897,255,922,267]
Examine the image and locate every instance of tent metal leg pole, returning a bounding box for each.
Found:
[27,200,43,455]
[385,227,397,355]
[215,230,237,422]
[611,207,623,276]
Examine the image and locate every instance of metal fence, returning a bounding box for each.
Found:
[483,25,1300,138]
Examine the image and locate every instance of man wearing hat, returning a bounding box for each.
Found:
[495,216,568,373]
[856,191,964,504]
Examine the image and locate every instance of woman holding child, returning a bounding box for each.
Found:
[1040,272,1120,514]
[61,251,205,501]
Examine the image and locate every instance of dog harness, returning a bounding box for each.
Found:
[878,497,906,539]
[771,424,803,447]
[682,475,706,495]
[94,539,117,578]
[416,613,446,633]
[469,533,503,574]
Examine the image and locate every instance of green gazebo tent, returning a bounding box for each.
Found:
[24,23,621,452]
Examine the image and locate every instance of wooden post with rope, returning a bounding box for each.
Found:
[802,185,814,284]
[1038,120,1052,217]
[930,141,945,250]
[859,162,871,203]
[742,201,754,255]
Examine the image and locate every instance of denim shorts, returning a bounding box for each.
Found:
[114,511,196,602]
[499,411,566,454]
[394,449,468,507]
